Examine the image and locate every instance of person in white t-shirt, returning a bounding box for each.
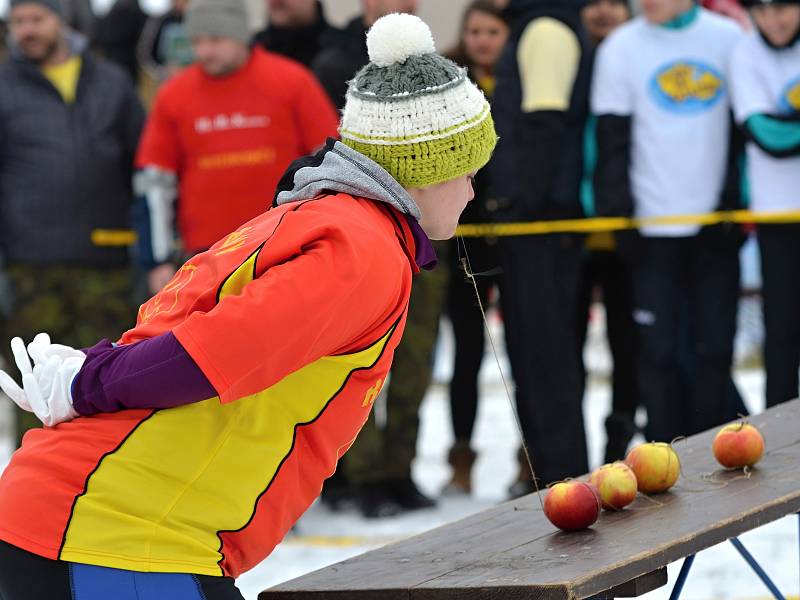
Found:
[591,0,746,443]
[729,0,800,407]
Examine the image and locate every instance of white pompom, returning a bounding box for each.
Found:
[367,13,436,67]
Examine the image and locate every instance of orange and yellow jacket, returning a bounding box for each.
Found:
[0,140,434,578]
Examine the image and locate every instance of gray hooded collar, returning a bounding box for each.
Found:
[274,139,421,221]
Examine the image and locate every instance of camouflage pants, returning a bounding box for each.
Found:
[0,264,137,446]
[345,245,448,485]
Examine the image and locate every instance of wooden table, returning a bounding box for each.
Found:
[261,399,800,600]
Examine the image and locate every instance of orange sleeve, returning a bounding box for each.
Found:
[135,86,181,171]
[172,207,407,404]
[293,68,341,153]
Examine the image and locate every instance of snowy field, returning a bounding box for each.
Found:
[0,301,796,600]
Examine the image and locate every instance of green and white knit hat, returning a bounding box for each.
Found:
[340,13,497,189]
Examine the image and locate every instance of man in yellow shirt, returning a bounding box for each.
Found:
[1,0,145,445]
[40,50,80,102]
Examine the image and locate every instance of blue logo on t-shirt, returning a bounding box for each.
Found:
[779,77,800,114]
[650,60,725,114]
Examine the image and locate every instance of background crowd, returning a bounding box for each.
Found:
[0,0,798,521]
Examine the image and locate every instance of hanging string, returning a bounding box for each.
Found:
[456,235,545,510]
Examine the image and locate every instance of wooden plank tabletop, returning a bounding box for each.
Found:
[261,399,800,600]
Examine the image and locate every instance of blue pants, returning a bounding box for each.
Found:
[0,540,244,599]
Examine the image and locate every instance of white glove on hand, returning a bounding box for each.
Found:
[0,333,85,426]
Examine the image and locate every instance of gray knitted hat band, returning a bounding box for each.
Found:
[9,0,63,17]
[185,0,250,44]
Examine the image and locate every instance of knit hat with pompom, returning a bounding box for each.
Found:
[339,13,497,188]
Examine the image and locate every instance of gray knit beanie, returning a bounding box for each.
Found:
[339,13,496,189]
[9,0,63,17]
[185,0,251,44]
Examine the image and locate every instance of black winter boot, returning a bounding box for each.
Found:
[604,411,637,462]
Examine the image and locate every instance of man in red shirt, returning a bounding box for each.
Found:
[134,0,339,295]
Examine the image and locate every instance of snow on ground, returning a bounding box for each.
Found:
[0,304,796,600]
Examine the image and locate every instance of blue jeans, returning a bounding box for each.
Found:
[0,540,244,599]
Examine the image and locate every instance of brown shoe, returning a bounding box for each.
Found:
[442,440,476,496]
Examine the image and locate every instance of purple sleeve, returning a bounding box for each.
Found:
[71,332,218,416]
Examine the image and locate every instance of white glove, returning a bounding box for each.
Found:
[0,333,85,426]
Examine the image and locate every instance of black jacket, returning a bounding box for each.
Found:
[93,0,148,82]
[312,16,369,110]
[492,0,592,222]
[0,37,145,266]
[254,1,336,68]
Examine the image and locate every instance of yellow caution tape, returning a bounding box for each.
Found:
[455,209,800,237]
[91,229,138,247]
[88,210,800,246]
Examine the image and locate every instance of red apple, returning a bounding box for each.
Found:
[712,422,765,469]
[625,442,680,494]
[590,462,638,510]
[543,481,602,531]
